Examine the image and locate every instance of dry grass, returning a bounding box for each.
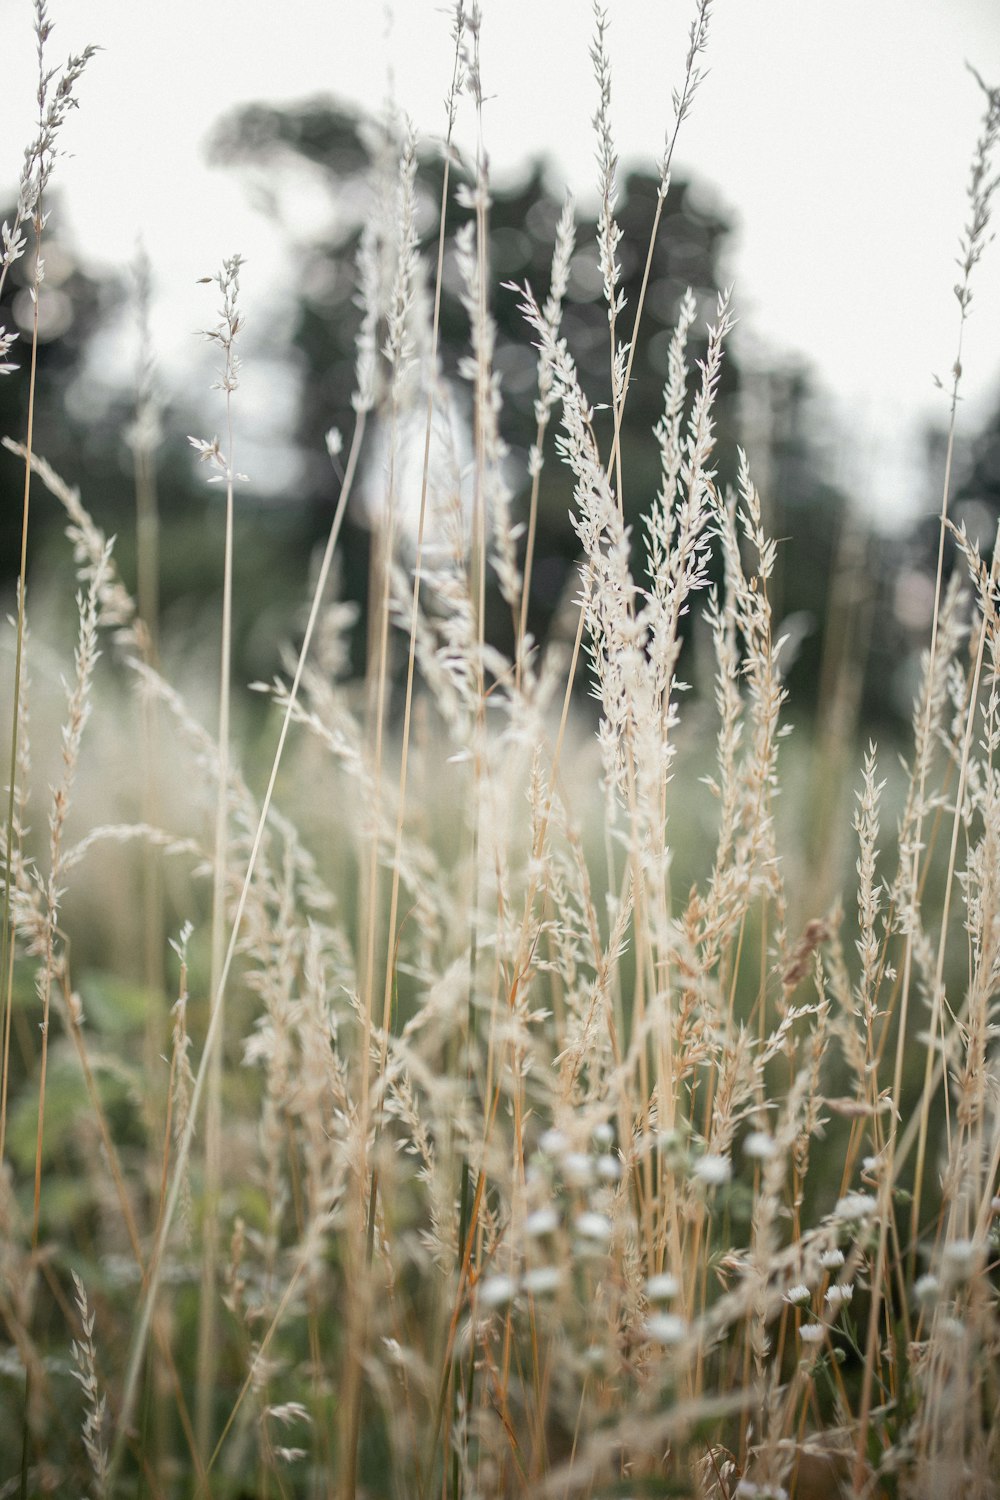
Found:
[2,3,1000,1498]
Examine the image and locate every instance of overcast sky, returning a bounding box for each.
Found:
[1,0,998,528]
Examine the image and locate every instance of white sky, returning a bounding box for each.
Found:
[1,0,999,529]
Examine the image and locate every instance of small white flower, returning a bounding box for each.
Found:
[914,1273,940,1304]
[798,1322,825,1344]
[592,1121,615,1148]
[784,1284,811,1307]
[744,1131,777,1160]
[478,1274,518,1309]
[833,1192,877,1221]
[563,1151,594,1187]
[574,1211,613,1242]
[644,1313,688,1345]
[523,1266,561,1296]
[941,1239,981,1281]
[524,1207,559,1238]
[325,426,343,459]
[539,1128,567,1157]
[645,1273,681,1301]
[825,1283,854,1309]
[657,1128,686,1153]
[693,1154,732,1186]
[820,1249,845,1270]
[596,1152,622,1182]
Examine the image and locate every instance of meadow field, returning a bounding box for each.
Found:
[2,3,1000,1496]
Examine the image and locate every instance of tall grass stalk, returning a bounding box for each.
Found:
[109,351,371,1495]
[129,247,167,1093]
[188,250,246,1458]
[345,9,469,1494]
[0,3,96,1172]
[0,11,96,1493]
[906,73,1000,1251]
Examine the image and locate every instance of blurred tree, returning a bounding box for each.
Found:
[884,387,1000,724]
[738,358,867,718]
[0,204,325,692]
[0,215,110,584]
[950,390,1000,552]
[0,101,867,721]
[211,98,744,679]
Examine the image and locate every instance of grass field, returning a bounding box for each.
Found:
[2,3,1000,1497]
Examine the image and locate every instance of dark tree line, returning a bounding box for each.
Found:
[6,94,991,727]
